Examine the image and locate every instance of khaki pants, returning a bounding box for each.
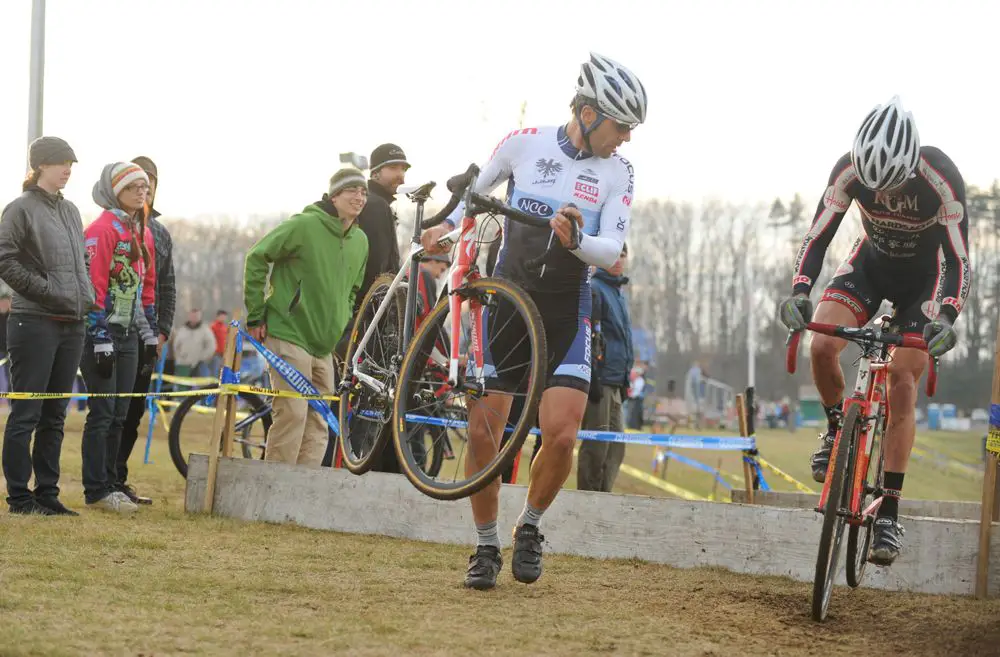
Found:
[577,386,625,492]
[263,337,334,467]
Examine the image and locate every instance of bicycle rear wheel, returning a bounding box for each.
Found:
[168,390,272,478]
[847,405,884,588]
[392,277,546,501]
[812,403,858,622]
[338,273,405,474]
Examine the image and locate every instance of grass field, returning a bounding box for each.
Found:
[1,409,998,656]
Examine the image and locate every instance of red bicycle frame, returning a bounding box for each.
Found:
[787,320,937,524]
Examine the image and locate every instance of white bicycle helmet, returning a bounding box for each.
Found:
[850,95,920,191]
[575,52,648,127]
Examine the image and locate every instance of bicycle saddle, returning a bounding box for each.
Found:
[405,181,436,203]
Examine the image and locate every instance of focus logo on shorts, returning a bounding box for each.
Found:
[516,197,554,217]
[793,274,811,287]
[936,201,964,226]
[823,185,851,213]
[824,291,863,316]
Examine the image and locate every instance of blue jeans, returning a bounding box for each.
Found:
[2,315,85,506]
[80,329,138,504]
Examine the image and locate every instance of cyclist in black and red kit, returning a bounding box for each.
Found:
[779,96,971,566]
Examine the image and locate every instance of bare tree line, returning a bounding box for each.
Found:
[160,183,1000,410]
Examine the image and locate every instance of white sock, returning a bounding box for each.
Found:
[516,501,544,528]
[476,520,501,548]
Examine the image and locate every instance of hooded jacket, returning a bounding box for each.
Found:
[0,186,94,320]
[85,164,157,346]
[244,200,368,358]
[591,269,634,388]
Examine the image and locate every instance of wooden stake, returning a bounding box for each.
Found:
[221,344,244,459]
[975,323,1000,598]
[203,317,240,514]
[711,456,723,501]
[736,393,754,504]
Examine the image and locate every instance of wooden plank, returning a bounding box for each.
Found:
[736,394,753,504]
[976,322,1000,598]
[202,320,239,514]
[185,454,1000,597]
[730,490,985,520]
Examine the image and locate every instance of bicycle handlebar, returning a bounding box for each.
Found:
[420,163,581,270]
[785,322,938,396]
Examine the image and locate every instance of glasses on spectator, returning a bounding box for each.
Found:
[124,183,149,193]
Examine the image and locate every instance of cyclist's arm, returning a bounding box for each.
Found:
[791,152,856,297]
[443,130,528,228]
[930,155,971,323]
[569,162,632,269]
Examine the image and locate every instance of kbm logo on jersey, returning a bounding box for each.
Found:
[516,197,554,217]
[874,191,919,213]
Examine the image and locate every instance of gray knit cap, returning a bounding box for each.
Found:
[328,167,367,197]
[28,136,77,170]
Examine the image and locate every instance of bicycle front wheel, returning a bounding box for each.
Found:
[338,273,405,474]
[812,403,858,622]
[167,390,272,478]
[393,277,546,501]
[846,404,884,588]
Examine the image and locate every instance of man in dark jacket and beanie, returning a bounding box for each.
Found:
[354,143,409,310]
[351,143,409,474]
[577,243,634,492]
[115,155,177,505]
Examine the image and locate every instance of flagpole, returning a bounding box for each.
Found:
[27,0,46,159]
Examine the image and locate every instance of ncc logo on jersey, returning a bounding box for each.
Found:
[517,197,554,218]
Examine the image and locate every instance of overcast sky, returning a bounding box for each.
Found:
[1,0,997,218]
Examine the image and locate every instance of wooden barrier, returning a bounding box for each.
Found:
[975,323,1000,598]
[203,315,241,514]
[736,393,754,504]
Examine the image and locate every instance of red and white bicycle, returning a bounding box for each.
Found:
[786,316,938,621]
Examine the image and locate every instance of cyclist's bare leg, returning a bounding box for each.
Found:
[883,347,926,474]
[466,392,514,525]
[525,386,588,512]
[808,301,859,405]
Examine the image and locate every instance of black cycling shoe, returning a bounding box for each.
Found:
[810,430,837,483]
[869,517,905,566]
[34,497,80,516]
[464,545,502,590]
[511,524,544,584]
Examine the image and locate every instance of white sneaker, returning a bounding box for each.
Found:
[87,491,138,514]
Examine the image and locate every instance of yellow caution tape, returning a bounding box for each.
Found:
[152,373,219,386]
[0,388,222,400]
[756,456,816,494]
[617,463,712,501]
[222,383,340,402]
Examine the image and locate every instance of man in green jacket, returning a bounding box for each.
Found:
[244,167,369,466]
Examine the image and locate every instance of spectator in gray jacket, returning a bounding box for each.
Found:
[0,136,93,516]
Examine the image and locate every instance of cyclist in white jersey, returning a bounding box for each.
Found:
[422,52,648,590]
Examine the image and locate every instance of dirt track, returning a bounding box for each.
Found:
[3,514,999,657]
